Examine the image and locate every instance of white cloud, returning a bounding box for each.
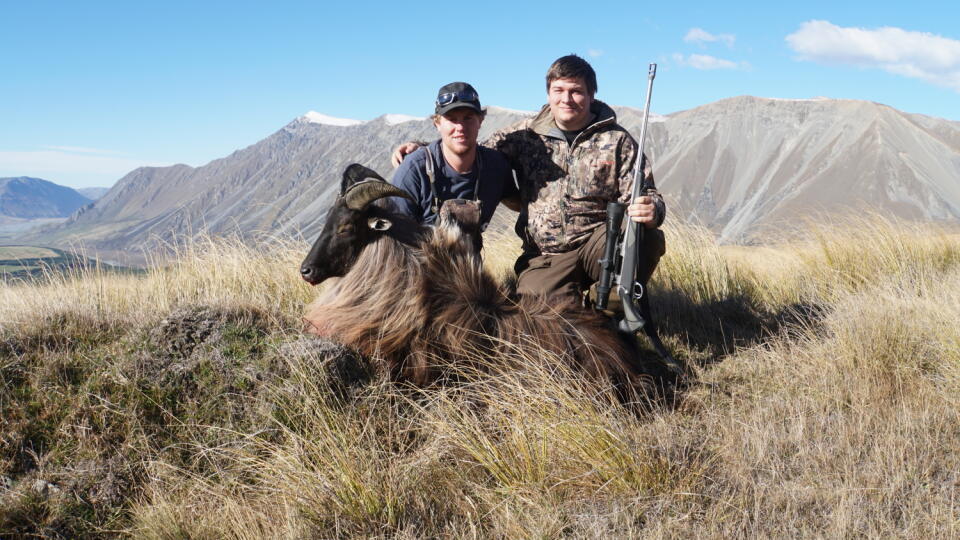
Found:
[42,145,126,155]
[684,28,736,48]
[587,49,604,58]
[786,20,960,92]
[0,148,170,178]
[673,53,749,70]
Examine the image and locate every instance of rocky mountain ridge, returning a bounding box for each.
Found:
[645,96,960,241]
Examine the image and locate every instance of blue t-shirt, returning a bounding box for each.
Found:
[389,140,516,228]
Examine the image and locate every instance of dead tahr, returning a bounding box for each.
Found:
[300,164,667,398]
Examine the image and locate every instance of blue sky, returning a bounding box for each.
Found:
[2,0,958,188]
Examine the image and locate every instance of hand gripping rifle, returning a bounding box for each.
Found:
[595,63,683,374]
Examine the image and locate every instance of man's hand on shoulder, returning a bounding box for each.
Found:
[391,142,425,168]
[627,195,659,229]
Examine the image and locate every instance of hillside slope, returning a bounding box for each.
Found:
[2,217,958,537]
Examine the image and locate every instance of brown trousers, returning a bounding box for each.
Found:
[515,226,666,300]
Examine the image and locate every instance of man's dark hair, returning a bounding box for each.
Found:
[545,54,598,96]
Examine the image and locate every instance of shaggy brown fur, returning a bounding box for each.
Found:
[303,216,652,395]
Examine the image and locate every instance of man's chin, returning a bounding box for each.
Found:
[557,114,588,130]
[445,141,475,154]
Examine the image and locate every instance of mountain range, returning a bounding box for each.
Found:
[646,97,960,241]
[23,97,960,261]
[0,177,93,220]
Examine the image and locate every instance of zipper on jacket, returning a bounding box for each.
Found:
[560,145,573,246]
[559,198,567,246]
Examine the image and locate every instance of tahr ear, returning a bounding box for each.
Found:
[341,164,386,195]
[367,217,393,231]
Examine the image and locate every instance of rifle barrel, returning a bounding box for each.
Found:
[630,63,656,203]
[617,63,657,333]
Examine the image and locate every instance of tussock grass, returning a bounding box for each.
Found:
[674,268,960,537]
[2,215,960,537]
[481,228,523,284]
[724,213,960,308]
[0,234,314,334]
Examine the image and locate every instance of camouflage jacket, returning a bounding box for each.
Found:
[484,100,665,254]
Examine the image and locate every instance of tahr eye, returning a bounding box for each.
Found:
[367,218,393,231]
[337,224,354,235]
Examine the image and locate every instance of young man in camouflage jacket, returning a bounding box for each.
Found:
[393,54,666,300]
[488,54,666,299]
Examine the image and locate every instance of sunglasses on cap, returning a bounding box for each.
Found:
[436,90,479,107]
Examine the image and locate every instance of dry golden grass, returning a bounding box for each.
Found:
[0,234,315,333]
[723,213,960,309]
[482,227,523,284]
[3,215,960,537]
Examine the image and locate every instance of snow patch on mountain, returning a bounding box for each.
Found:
[383,114,423,125]
[302,111,363,126]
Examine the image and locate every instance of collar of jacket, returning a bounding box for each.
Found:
[530,99,618,140]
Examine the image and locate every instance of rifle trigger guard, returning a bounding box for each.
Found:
[632,281,644,301]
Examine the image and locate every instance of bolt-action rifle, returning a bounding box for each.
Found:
[595,63,683,374]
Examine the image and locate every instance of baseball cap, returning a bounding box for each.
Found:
[435,82,482,115]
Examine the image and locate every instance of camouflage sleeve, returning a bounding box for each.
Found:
[616,133,665,227]
[482,118,531,166]
[615,133,640,204]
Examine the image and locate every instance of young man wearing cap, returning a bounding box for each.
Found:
[389,82,515,231]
